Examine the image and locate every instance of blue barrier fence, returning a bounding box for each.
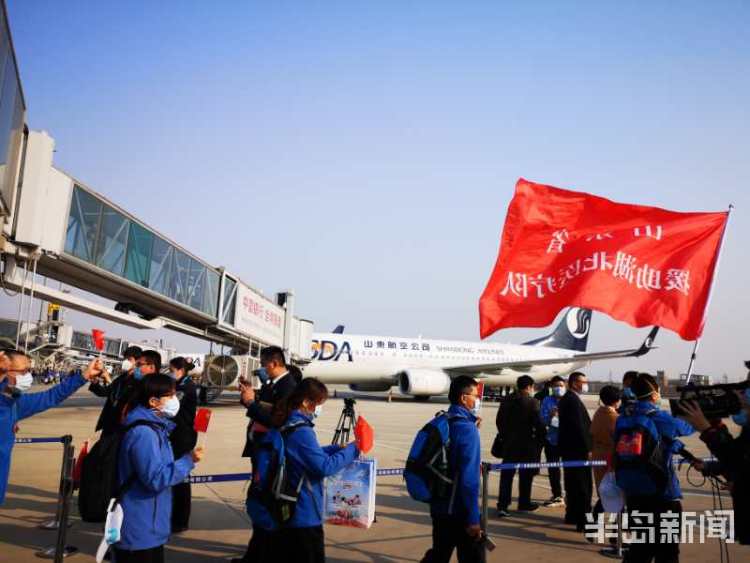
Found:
[14,437,66,444]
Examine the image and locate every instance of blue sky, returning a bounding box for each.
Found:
[3,1,749,380]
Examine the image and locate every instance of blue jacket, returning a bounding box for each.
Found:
[430,405,481,526]
[283,410,359,528]
[540,395,561,446]
[627,401,695,500]
[117,406,194,550]
[0,373,86,505]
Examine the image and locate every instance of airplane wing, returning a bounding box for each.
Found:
[445,327,659,376]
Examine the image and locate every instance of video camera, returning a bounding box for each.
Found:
[669,380,749,419]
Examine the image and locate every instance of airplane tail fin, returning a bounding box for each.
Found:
[332,325,345,334]
[523,307,592,352]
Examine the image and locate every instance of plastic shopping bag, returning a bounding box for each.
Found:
[95,499,124,563]
[599,471,625,514]
[323,458,376,529]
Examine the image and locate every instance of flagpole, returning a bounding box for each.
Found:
[685,204,733,384]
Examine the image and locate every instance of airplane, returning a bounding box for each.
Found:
[302,308,659,400]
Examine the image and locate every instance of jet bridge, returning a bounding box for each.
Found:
[1,130,314,363]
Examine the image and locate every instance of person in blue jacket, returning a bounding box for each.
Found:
[0,350,98,505]
[619,372,695,563]
[540,375,566,507]
[114,373,203,563]
[423,375,484,563]
[272,378,359,563]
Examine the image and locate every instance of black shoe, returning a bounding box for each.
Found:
[172,526,188,534]
[518,502,540,512]
[496,508,511,518]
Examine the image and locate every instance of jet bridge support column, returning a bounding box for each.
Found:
[277,290,295,359]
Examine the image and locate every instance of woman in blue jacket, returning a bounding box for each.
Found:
[114,373,203,563]
[273,378,359,563]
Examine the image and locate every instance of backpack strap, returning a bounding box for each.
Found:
[113,420,162,504]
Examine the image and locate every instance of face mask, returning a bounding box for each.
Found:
[159,395,180,418]
[550,415,560,428]
[732,390,750,426]
[256,368,269,384]
[313,404,323,419]
[13,372,33,392]
[121,359,133,372]
[133,367,144,380]
[167,371,178,380]
[551,386,565,397]
[581,383,589,394]
[471,399,482,417]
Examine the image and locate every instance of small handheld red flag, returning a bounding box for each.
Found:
[91,329,105,351]
[194,408,212,433]
[354,416,374,454]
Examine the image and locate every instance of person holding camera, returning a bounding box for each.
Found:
[679,388,750,545]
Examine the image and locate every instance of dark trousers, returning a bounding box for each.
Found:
[242,527,278,563]
[563,462,593,529]
[172,481,191,531]
[623,497,681,563]
[544,443,563,498]
[498,467,534,509]
[113,545,164,563]
[421,516,486,563]
[279,526,325,563]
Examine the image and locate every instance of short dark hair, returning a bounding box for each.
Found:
[449,376,478,405]
[622,370,638,387]
[137,373,176,407]
[140,350,162,371]
[550,375,565,385]
[123,345,143,360]
[568,371,586,386]
[260,346,286,367]
[1,348,29,362]
[599,385,621,406]
[516,375,535,390]
[632,372,659,400]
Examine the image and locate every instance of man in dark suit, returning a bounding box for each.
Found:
[557,371,593,532]
[234,345,299,563]
[495,375,546,516]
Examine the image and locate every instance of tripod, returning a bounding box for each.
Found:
[332,398,357,446]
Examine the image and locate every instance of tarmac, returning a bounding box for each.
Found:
[0,385,745,562]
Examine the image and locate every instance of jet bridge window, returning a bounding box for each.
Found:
[95,205,129,275]
[124,222,153,287]
[65,186,103,263]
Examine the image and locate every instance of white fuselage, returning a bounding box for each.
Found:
[303,332,587,389]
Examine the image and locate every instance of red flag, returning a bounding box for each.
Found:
[354,416,374,454]
[91,329,105,351]
[194,408,212,433]
[479,179,728,341]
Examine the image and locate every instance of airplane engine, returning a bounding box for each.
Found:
[398,369,451,397]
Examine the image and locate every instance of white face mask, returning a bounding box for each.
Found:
[471,399,482,417]
[551,386,565,397]
[159,395,180,418]
[550,415,560,428]
[313,405,323,419]
[13,372,33,392]
[581,383,589,394]
[121,359,133,372]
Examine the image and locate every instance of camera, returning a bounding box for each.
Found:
[669,381,749,419]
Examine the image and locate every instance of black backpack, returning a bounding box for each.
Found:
[78,420,160,522]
